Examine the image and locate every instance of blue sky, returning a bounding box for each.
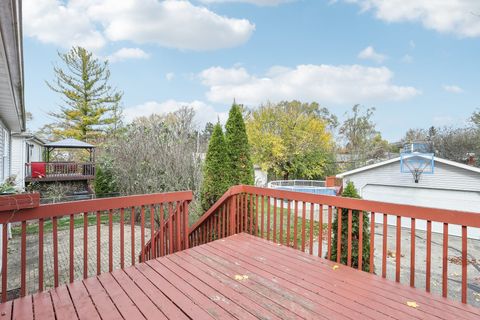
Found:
[23,0,480,141]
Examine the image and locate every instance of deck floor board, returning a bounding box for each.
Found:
[4,233,480,319]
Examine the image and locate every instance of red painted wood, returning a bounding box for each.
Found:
[83,277,122,319]
[337,208,342,264]
[347,209,352,267]
[426,220,432,292]
[260,195,264,238]
[318,204,323,258]
[120,208,125,269]
[131,207,136,266]
[369,212,374,273]
[267,196,271,241]
[301,201,306,252]
[273,197,277,243]
[21,221,26,296]
[53,216,59,287]
[176,202,182,252]
[309,203,314,255]
[33,291,55,320]
[160,204,165,255]
[67,280,101,319]
[50,285,77,320]
[396,215,401,282]
[286,200,291,247]
[327,206,332,260]
[442,223,448,298]
[150,205,155,259]
[69,214,74,283]
[141,206,145,262]
[249,194,254,235]
[169,203,174,254]
[382,213,387,278]
[184,201,189,249]
[410,218,416,287]
[11,296,31,320]
[358,211,363,270]
[83,213,88,279]
[293,201,298,250]
[96,211,101,276]
[109,209,113,272]
[462,226,467,304]
[39,218,45,290]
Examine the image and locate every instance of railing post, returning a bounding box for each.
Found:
[184,201,189,249]
[230,195,236,236]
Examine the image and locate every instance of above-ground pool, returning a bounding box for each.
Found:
[268,180,337,196]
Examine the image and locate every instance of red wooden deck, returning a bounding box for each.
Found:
[2,233,479,320]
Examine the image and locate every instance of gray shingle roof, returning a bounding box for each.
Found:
[44,138,95,149]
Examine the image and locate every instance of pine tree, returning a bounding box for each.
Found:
[225,103,254,186]
[330,182,371,271]
[45,46,123,141]
[200,123,230,211]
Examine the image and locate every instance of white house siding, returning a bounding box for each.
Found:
[341,159,480,238]
[11,136,43,189]
[0,119,10,182]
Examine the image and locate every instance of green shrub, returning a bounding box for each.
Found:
[94,157,118,195]
[330,182,370,271]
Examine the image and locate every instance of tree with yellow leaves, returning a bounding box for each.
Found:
[45,46,123,141]
[246,101,335,180]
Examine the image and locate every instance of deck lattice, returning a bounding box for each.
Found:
[1,233,479,319]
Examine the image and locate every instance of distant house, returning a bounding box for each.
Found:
[11,133,44,189]
[337,156,480,237]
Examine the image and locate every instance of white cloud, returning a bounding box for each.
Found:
[443,84,464,94]
[107,48,149,63]
[199,64,420,105]
[23,0,255,51]
[344,0,480,37]
[124,100,228,128]
[358,46,387,63]
[401,54,413,63]
[199,0,293,5]
[166,73,175,81]
[23,0,105,50]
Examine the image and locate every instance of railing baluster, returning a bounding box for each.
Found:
[382,213,387,278]
[69,214,74,283]
[131,207,135,266]
[230,195,236,236]
[273,197,277,243]
[260,195,264,238]
[286,200,291,247]
[141,206,145,261]
[53,216,59,287]
[358,210,363,270]
[255,195,259,236]
[410,218,415,287]
[347,209,352,267]
[117,209,122,269]
[1,223,7,302]
[109,209,113,272]
[426,220,432,292]
[301,202,306,252]
[309,203,314,255]
[150,205,155,260]
[249,194,254,235]
[294,201,298,249]
[318,204,323,258]
[160,204,164,256]
[39,218,44,289]
[369,212,375,273]
[337,207,342,264]
[461,225,467,303]
[244,193,248,233]
[184,201,189,250]
[267,196,271,240]
[395,216,401,282]
[96,211,101,275]
[168,203,174,254]
[442,223,448,298]
[83,213,88,278]
[279,199,284,245]
[327,206,332,260]
[21,221,26,296]
[176,202,182,250]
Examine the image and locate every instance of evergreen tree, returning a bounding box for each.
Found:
[225,103,254,185]
[45,46,123,141]
[200,123,230,211]
[330,182,370,271]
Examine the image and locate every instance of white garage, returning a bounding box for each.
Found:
[337,156,480,238]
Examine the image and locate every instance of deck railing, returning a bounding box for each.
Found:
[0,191,192,302]
[25,162,96,181]
[188,185,480,306]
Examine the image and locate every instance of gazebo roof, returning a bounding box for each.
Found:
[44,138,95,149]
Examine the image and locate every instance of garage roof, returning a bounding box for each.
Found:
[336,156,480,178]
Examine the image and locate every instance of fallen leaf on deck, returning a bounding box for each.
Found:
[234,274,249,281]
[332,265,339,270]
[406,301,419,308]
